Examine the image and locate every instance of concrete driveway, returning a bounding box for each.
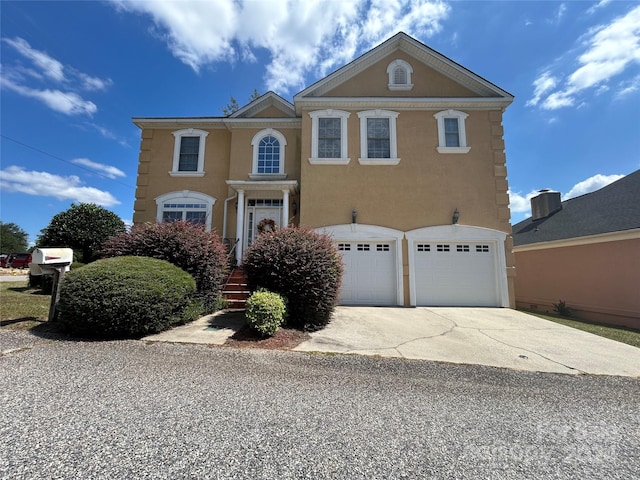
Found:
[293,307,640,377]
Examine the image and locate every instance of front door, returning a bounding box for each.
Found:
[244,199,282,249]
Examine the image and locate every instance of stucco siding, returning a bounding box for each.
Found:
[514,238,640,329]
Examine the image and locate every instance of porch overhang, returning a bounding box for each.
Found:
[226,179,298,195]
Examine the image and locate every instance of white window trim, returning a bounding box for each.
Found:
[155,190,216,232]
[357,109,400,165]
[308,109,351,165]
[170,128,209,176]
[250,128,287,179]
[387,59,413,91]
[434,109,471,154]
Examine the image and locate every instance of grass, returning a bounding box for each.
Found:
[524,311,640,349]
[0,280,51,328]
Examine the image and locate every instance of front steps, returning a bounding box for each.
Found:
[222,268,250,309]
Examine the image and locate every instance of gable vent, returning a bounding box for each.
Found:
[531,190,562,220]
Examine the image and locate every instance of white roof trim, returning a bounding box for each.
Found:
[513,228,640,252]
[294,32,513,106]
[230,91,296,118]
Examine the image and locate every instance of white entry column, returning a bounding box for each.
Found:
[235,189,245,264]
[282,189,289,227]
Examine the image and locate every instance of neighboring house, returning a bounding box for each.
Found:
[133,32,515,308]
[512,171,640,329]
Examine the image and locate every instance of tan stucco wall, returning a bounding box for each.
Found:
[514,238,640,329]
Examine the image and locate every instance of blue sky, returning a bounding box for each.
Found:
[1,0,639,246]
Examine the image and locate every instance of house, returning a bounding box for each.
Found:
[512,171,640,329]
[132,32,515,308]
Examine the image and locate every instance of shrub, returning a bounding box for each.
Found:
[245,289,286,337]
[553,300,573,318]
[243,227,343,330]
[57,256,201,338]
[29,262,85,294]
[100,221,228,312]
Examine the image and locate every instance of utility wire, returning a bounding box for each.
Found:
[1,134,136,190]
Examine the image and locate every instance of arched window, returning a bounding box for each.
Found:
[155,191,216,231]
[251,129,287,177]
[387,59,413,91]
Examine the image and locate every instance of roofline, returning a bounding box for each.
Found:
[133,117,302,129]
[295,96,512,110]
[294,32,513,105]
[513,228,640,251]
[229,91,296,118]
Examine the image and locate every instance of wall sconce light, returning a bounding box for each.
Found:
[452,208,460,225]
[352,209,358,224]
[292,200,298,216]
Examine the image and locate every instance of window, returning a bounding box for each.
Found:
[250,129,287,178]
[387,59,413,91]
[155,191,216,231]
[357,110,400,165]
[434,110,470,154]
[309,110,350,164]
[171,129,209,176]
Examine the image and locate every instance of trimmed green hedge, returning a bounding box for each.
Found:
[243,227,343,330]
[57,256,201,338]
[245,289,286,337]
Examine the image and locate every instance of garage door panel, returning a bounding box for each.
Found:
[338,242,396,306]
[414,242,499,307]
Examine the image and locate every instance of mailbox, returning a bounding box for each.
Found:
[29,248,74,276]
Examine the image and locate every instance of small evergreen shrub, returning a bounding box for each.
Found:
[553,300,573,318]
[243,227,343,330]
[101,221,228,312]
[245,289,286,337]
[57,256,200,338]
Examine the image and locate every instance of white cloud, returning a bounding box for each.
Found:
[0,76,97,115]
[3,37,65,82]
[587,0,612,15]
[0,166,120,206]
[110,0,450,93]
[527,5,640,110]
[71,158,126,179]
[562,173,624,200]
[1,36,112,115]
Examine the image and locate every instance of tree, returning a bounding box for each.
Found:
[0,222,29,253]
[221,89,262,116]
[37,203,126,263]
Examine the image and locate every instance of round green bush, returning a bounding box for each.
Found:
[57,256,201,338]
[243,227,343,330]
[100,221,228,313]
[245,289,286,337]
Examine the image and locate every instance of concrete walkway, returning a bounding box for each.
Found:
[294,307,640,377]
[144,306,640,377]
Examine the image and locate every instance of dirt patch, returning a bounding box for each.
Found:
[224,326,310,350]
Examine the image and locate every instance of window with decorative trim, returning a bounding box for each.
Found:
[250,129,287,179]
[357,110,400,165]
[309,109,350,164]
[155,191,216,231]
[434,110,470,154]
[387,59,413,91]
[170,129,209,176]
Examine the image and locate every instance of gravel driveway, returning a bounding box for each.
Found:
[1,330,638,479]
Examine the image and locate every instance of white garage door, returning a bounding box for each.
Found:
[337,242,397,305]
[414,242,499,306]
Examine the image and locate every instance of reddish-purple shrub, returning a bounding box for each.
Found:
[243,227,343,330]
[100,221,228,312]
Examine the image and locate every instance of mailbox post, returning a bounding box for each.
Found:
[29,248,74,322]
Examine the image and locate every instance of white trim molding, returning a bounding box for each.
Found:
[308,109,351,165]
[170,128,209,176]
[513,228,640,252]
[251,128,287,176]
[155,190,216,232]
[405,225,509,307]
[434,109,470,154]
[315,224,405,306]
[387,59,414,91]
[357,109,400,165]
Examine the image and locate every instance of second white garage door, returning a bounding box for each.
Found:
[337,241,397,305]
[413,242,499,306]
